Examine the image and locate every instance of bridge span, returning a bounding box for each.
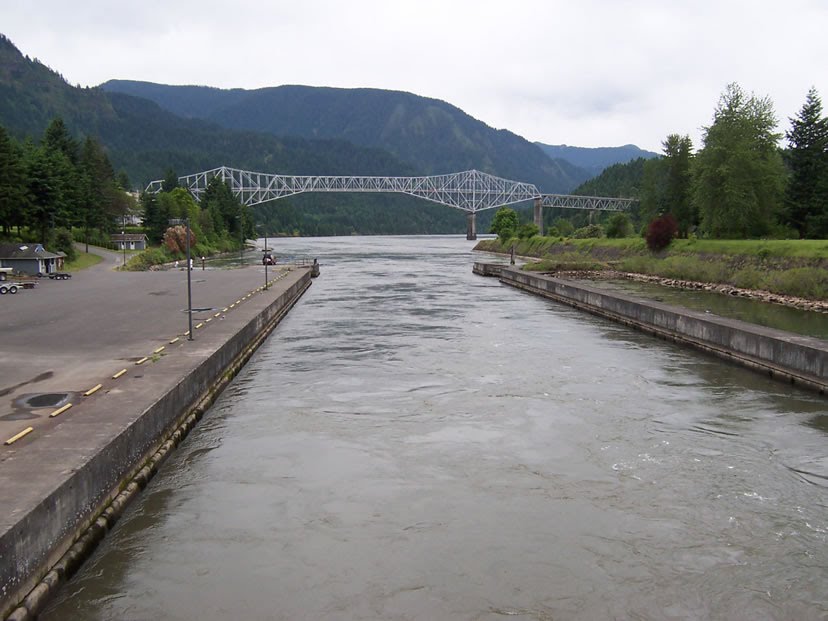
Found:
[147,166,636,240]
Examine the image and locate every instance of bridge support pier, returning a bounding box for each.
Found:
[466,212,477,240]
[533,197,543,236]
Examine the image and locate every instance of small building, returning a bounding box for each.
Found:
[0,243,64,276]
[111,233,149,251]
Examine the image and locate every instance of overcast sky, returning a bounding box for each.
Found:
[3,0,827,153]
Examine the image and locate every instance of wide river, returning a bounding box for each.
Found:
[43,236,827,620]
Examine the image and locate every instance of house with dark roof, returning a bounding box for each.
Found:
[0,243,64,276]
[110,233,148,251]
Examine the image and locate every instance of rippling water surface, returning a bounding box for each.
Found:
[43,236,828,621]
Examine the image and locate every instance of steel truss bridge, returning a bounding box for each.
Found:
[147,166,636,239]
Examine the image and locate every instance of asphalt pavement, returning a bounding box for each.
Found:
[0,247,299,455]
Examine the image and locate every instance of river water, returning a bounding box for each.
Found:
[42,236,828,621]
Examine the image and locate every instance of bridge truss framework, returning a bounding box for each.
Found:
[147,166,637,239]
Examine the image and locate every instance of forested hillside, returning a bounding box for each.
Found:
[102,81,590,193]
[571,158,648,198]
[535,143,657,176]
[0,34,481,235]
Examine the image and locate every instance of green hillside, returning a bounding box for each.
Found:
[102,81,590,193]
[0,34,481,235]
[535,143,658,176]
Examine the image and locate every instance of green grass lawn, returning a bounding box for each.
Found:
[65,252,104,271]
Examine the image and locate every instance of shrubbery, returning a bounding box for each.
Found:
[571,224,605,239]
[124,247,170,271]
[645,214,678,251]
[605,213,633,238]
[516,223,539,239]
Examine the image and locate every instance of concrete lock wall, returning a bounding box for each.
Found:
[1,271,312,619]
[475,263,827,393]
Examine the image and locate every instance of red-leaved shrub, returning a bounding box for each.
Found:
[645,214,678,252]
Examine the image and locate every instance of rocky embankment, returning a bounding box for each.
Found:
[549,269,828,313]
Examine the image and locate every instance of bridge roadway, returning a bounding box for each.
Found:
[147,167,637,240]
[0,247,311,616]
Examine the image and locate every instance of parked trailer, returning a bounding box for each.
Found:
[0,283,21,294]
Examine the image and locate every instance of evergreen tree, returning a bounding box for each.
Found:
[662,134,695,236]
[141,192,167,244]
[639,157,668,225]
[161,168,179,192]
[79,137,117,238]
[43,117,78,165]
[693,83,786,238]
[0,126,28,235]
[25,145,74,243]
[785,88,828,238]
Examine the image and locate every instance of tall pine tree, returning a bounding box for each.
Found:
[785,88,828,238]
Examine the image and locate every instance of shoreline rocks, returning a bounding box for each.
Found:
[548,269,828,314]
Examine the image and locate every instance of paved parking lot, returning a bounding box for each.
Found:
[0,247,293,453]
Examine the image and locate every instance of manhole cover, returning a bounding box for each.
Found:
[19,392,71,409]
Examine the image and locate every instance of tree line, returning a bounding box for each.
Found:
[0,117,133,256]
[141,172,252,259]
[639,84,828,239]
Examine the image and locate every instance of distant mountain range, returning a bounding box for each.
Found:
[535,143,659,177]
[102,80,592,193]
[0,32,656,235]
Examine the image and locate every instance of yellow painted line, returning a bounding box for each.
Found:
[5,427,34,445]
[112,368,127,379]
[184,331,190,337]
[236,299,242,304]
[83,384,102,397]
[153,346,166,354]
[169,337,180,344]
[214,312,221,318]
[222,308,228,312]
[195,322,204,329]
[205,317,212,323]
[49,403,73,418]
[135,356,149,365]
[230,303,236,309]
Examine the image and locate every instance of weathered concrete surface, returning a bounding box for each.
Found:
[0,251,312,618]
[475,263,827,394]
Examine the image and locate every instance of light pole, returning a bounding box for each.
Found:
[170,218,193,341]
[238,211,244,266]
[121,214,126,267]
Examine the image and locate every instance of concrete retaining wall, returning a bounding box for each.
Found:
[1,271,312,620]
[476,263,827,394]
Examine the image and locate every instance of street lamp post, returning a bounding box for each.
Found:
[170,218,193,341]
[122,214,126,267]
[238,211,244,266]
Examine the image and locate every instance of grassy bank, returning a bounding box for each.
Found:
[475,237,828,301]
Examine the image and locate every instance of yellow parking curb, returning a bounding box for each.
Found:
[83,384,102,397]
[4,427,33,445]
[49,403,73,418]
